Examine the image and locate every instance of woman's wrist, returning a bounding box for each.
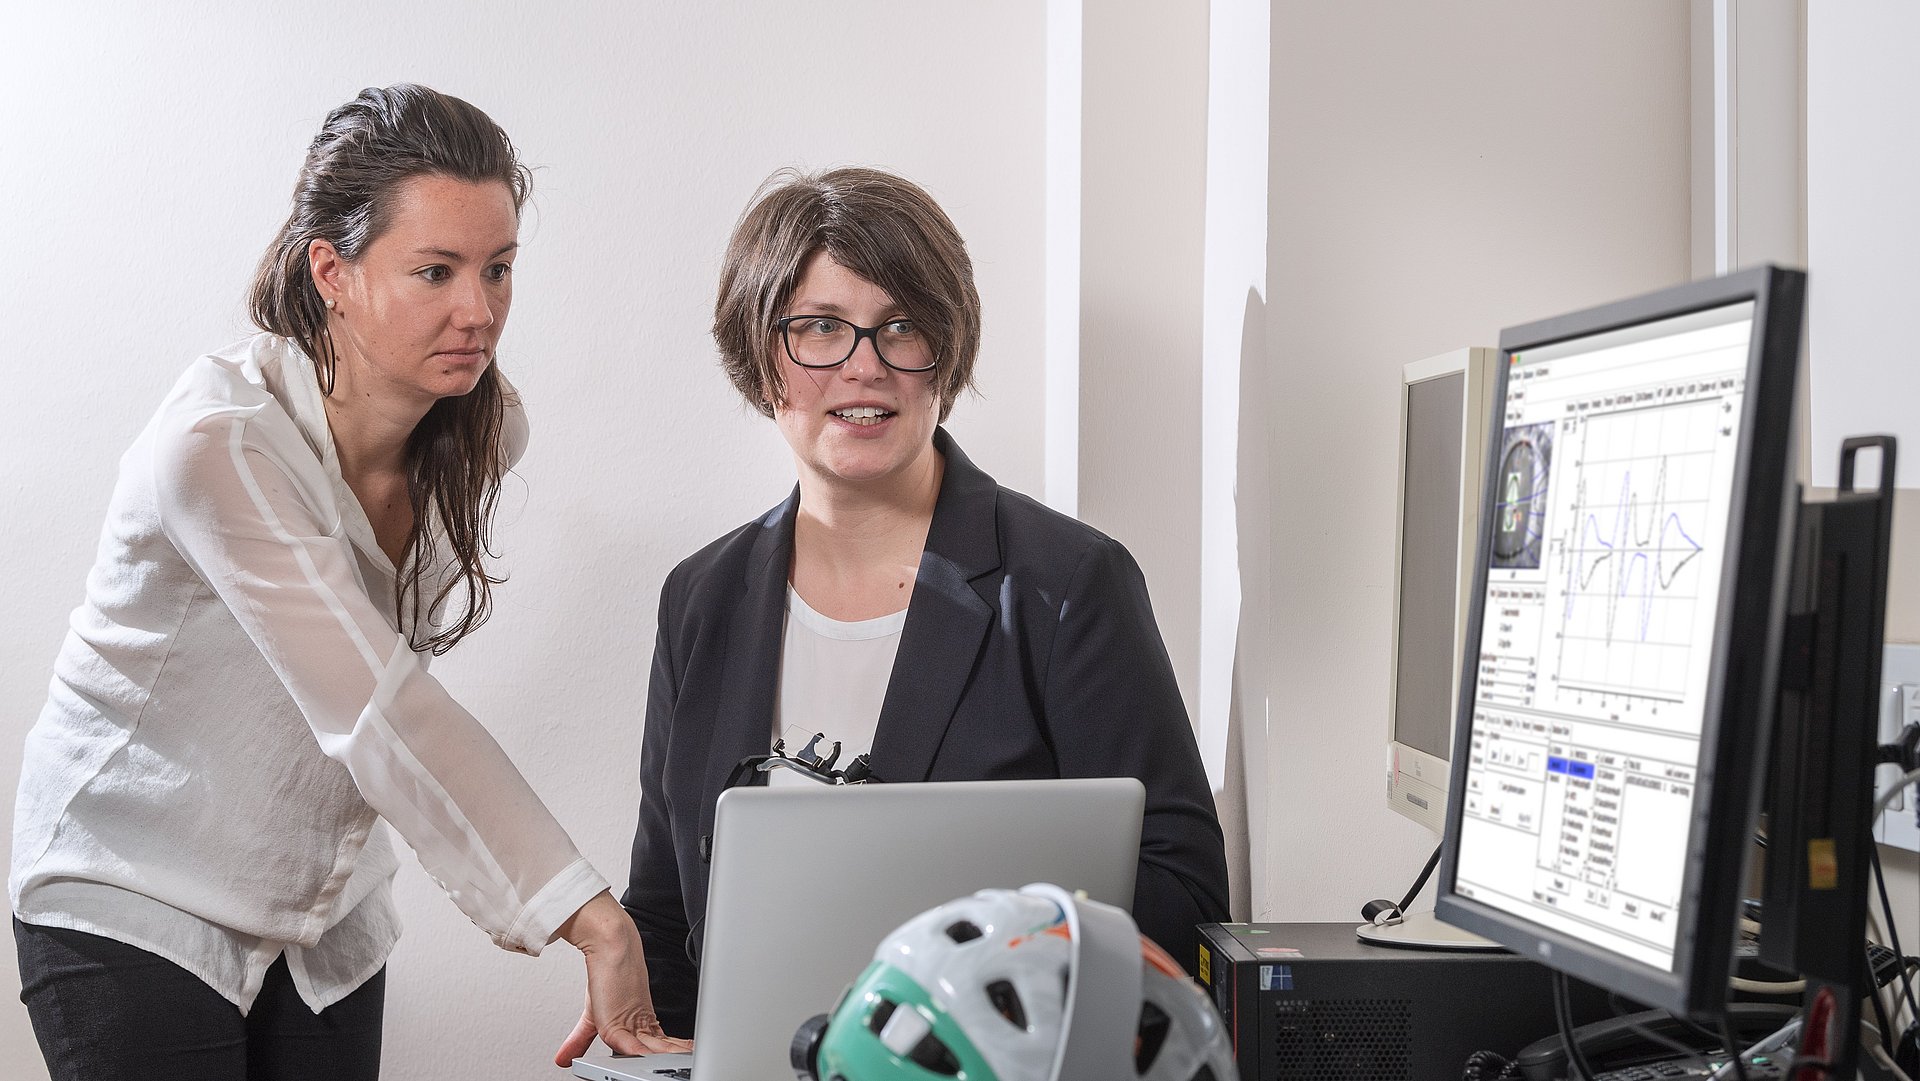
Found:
[557,891,635,956]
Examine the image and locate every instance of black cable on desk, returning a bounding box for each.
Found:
[1714,1011,1751,1081]
[1554,970,1601,1081]
[1398,843,1443,914]
[1864,967,1898,1065]
[1362,842,1443,923]
[1606,992,1709,1064]
[1869,844,1920,1031]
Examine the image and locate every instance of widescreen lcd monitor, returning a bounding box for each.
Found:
[1434,267,1805,1018]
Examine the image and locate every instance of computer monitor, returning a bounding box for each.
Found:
[1387,347,1500,836]
[1752,433,1898,1080]
[1362,349,1503,951]
[1434,267,1807,1021]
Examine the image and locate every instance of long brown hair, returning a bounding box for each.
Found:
[248,84,531,654]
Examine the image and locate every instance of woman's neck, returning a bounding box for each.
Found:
[790,448,944,620]
[322,356,433,482]
[321,361,432,568]
[323,393,421,482]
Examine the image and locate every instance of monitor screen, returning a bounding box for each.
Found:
[1395,369,1467,763]
[1436,267,1805,1018]
[1453,301,1754,969]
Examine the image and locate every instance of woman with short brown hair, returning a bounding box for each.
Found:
[621,166,1230,1037]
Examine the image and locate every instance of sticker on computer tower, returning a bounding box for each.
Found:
[1258,965,1293,991]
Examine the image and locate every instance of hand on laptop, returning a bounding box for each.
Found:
[552,891,693,1066]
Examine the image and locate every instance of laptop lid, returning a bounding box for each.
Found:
[576,776,1144,1081]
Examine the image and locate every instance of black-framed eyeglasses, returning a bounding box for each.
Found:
[776,315,938,373]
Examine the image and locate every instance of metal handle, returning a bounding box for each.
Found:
[1837,435,1897,497]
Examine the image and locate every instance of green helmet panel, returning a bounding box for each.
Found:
[818,959,1003,1081]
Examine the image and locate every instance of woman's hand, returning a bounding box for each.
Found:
[551,891,693,1066]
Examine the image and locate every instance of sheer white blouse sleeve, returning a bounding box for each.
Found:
[150,371,603,956]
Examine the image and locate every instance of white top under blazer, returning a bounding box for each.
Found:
[9,334,606,1013]
[767,585,906,786]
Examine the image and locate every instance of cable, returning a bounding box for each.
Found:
[1746,1020,1804,1078]
[1872,962,1901,1059]
[1554,970,1601,1081]
[1875,766,1920,823]
[1883,723,1920,772]
[1864,1017,1920,1081]
[1848,765,1920,1057]
[1360,842,1443,925]
[1730,975,1805,995]
[1716,1012,1752,1081]
[1708,1017,1802,1081]
[1459,1048,1519,1081]
[1397,842,1443,914]
[1870,843,1920,1035]
[1607,993,1715,1063]
[1867,1040,1916,1081]
[1896,961,1920,1031]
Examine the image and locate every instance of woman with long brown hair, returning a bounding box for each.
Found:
[9,84,685,1079]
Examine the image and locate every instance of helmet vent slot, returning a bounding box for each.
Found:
[985,979,1028,1030]
[1135,1000,1172,1073]
[907,1033,961,1075]
[867,997,899,1035]
[944,920,984,943]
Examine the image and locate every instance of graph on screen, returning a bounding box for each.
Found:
[1550,399,1723,705]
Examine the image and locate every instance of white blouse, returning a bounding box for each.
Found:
[8,334,606,1013]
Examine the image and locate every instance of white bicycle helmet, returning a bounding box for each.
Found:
[790,883,1235,1081]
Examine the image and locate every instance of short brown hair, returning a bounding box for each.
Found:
[713,168,981,422]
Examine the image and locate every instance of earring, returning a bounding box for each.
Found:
[324,298,337,311]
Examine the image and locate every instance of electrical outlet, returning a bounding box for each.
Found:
[1887,685,1915,813]
[1876,644,1920,852]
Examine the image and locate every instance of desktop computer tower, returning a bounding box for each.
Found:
[1197,922,1614,1081]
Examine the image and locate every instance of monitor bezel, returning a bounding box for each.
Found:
[1386,348,1500,836]
[1433,266,1805,1019]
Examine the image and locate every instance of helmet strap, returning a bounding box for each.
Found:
[1018,883,1143,1081]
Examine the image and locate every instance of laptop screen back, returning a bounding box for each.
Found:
[691,777,1144,1078]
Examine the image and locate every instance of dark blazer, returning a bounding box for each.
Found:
[621,429,1230,1037]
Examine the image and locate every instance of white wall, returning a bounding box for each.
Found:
[1076,1,1210,733]
[1804,0,1920,963]
[1256,0,1696,922]
[0,4,1044,1077]
[1808,0,1920,489]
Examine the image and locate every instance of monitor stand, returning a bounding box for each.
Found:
[1355,909,1505,951]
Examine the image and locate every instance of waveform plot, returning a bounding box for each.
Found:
[1562,456,1704,643]
[1549,399,1721,704]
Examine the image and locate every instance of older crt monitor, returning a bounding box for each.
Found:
[1387,347,1501,835]
[1362,349,1502,950]
[1435,267,1806,1020]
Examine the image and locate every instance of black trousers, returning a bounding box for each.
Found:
[14,918,384,1081]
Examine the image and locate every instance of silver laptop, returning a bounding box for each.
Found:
[571,777,1145,1081]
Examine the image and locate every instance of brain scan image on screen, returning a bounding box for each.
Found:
[1491,421,1553,570]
